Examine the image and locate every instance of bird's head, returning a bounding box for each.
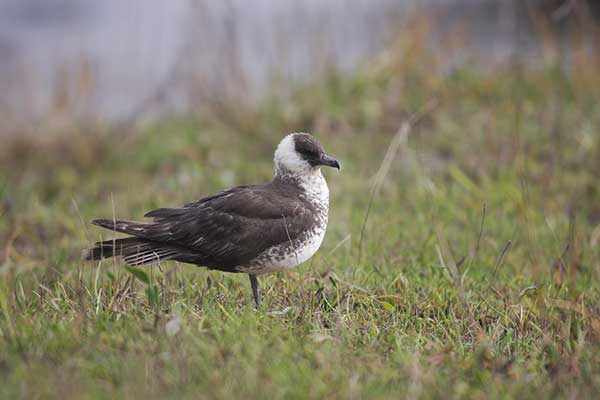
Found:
[274,133,340,178]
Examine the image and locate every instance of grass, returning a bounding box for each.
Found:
[2,47,600,399]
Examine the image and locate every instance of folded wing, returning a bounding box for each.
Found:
[87,183,312,271]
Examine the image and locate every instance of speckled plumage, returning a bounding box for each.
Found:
[242,170,329,274]
[83,133,340,304]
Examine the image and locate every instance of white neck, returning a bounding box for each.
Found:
[272,133,329,205]
[301,169,329,206]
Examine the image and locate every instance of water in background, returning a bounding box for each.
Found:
[0,0,594,132]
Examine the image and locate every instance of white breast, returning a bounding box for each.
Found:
[242,170,329,275]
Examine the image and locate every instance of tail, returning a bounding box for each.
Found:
[82,237,180,266]
[83,219,179,266]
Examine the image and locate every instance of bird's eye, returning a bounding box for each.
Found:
[294,137,321,160]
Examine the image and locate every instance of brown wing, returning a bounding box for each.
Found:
[139,183,313,270]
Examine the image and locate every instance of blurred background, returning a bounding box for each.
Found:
[3,2,600,398]
[1,0,598,134]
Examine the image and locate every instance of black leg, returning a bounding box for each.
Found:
[249,274,261,307]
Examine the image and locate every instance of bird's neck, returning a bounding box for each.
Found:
[274,168,329,205]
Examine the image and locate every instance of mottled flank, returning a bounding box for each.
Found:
[243,169,329,274]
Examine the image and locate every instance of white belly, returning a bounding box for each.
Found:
[245,227,326,274]
[241,169,329,275]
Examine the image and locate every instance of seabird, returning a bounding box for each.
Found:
[83,133,340,306]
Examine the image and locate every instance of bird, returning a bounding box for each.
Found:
[83,132,340,306]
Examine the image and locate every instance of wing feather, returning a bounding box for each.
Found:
[139,183,314,269]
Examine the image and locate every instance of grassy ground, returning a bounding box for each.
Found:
[2,49,600,399]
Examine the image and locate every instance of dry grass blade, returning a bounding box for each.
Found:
[461,202,487,285]
[358,99,439,267]
[486,240,512,293]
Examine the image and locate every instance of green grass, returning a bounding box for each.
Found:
[2,54,600,399]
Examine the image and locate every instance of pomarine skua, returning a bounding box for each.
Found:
[83,133,340,306]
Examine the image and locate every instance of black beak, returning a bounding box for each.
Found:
[319,154,341,170]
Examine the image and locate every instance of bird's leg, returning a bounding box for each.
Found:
[249,274,261,308]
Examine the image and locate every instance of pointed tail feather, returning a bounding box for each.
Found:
[91,219,151,237]
[82,237,141,260]
[82,237,177,266]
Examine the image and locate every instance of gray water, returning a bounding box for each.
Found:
[0,0,589,132]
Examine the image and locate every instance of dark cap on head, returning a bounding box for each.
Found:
[293,133,340,170]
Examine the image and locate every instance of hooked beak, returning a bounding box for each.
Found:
[319,154,341,170]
